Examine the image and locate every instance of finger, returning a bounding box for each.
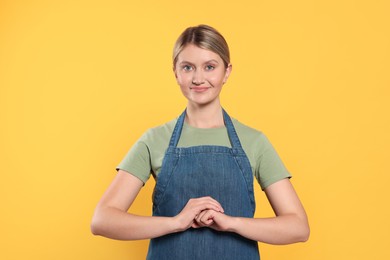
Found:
[202,197,224,212]
[192,197,223,210]
[196,210,208,224]
[197,210,215,226]
[194,198,224,213]
[191,222,201,228]
[190,202,222,214]
[191,219,201,228]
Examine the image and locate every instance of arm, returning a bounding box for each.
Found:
[91,170,224,240]
[195,178,310,244]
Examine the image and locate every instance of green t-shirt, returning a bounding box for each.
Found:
[117,118,291,190]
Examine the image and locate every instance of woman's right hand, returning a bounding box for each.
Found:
[173,197,224,232]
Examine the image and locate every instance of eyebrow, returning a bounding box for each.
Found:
[178,59,220,65]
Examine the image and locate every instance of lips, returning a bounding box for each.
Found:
[190,86,210,92]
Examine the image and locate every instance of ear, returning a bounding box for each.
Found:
[173,66,179,82]
[223,64,232,84]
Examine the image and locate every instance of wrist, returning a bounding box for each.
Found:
[170,215,186,233]
[225,216,240,233]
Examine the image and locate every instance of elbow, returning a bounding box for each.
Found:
[90,211,105,236]
[296,219,310,243]
[90,218,100,236]
[298,225,310,242]
[286,215,310,243]
[293,211,310,243]
[90,220,100,236]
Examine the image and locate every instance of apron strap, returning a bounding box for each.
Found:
[168,108,243,149]
[222,109,243,150]
[168,109,186,148]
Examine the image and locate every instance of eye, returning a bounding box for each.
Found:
[205,65,215,71]
[182,65,193,71]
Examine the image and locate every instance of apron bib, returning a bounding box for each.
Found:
[147,109,260,260]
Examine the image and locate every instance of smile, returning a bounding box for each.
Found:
[190,87,210,92]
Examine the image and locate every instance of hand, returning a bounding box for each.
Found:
[173,197,224,232]
[194,209,232,232]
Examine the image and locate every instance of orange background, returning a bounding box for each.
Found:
[1,0,389,259]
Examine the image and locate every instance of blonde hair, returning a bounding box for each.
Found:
[173,25,230,68]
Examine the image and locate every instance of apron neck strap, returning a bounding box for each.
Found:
[222,109,243,149]
[169,109,186,148]
[169,108,243,149]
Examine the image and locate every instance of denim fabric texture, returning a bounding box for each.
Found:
[146,109,260,260]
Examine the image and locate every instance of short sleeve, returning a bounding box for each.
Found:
[255,134,291,190]
[116,138,152,184]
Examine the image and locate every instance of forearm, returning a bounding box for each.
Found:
[91,207,179,240]
[228,214,310,245]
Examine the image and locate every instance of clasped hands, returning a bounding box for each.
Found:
[175,196,231,232]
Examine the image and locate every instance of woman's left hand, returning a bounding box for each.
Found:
[193,209,232,232]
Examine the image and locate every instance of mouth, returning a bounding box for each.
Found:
[190,86,210,92]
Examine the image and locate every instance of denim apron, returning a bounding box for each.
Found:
[146,109,260,260]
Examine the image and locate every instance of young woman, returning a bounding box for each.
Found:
[91,25,309,259]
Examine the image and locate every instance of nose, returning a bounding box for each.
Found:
[192,69,205,85]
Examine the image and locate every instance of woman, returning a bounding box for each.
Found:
[91,25,309,259]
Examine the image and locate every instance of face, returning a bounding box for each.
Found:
[174,44,232,107]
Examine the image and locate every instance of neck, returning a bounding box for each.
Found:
[185,102,224,128]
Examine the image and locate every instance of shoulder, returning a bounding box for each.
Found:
[232,118,291,189]
[232,118,266,144]
[231,118,273,157]
[139,118,177,146]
